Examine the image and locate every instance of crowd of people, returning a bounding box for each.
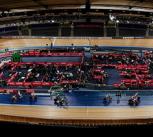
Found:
[93,52,145,65]
[1,49,153,90]
[92,50,153,89]
[1,63,83,87]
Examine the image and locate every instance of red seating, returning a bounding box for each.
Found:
[8,62,81,67]
[32,82,42,87]
[0,72,3,78]
[15,82,23,86]
[93,75,104,80]
[0,88,5,93]
[8,82,15,86]
[96,64,116,68]
[26,89,34,93]
[5,51,153,89]
[42,82,54,86]
[60,80,79,84]
[23,82,31,87]
[113,83,120,88]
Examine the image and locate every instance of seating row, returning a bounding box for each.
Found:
[7,80,79,87]
[114,79,153,88]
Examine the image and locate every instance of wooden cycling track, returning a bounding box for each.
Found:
[1,37,153,48]
[1,105,153,126]
[0,37,153,126]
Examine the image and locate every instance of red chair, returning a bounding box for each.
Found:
[8,82,15,86]
[48,82,55,86]
[26,89,34,93]
[35,53,40,56]
[131,80,138,87]
[22,53,29,56]
[121,79,131,87]
[121,79,131,83]
[23,82,31,87]
[34,51,40,56]
[69,80,79,84]
[32,82,42,87]
[60,80,69,84]
[113,83,120,88]
[141,70,149,74]
[15,82,23,86]
[93,75,104,80]
[0,88,5,93]
[0,72,3,78]
[42,82,52,86]
[137,80,144,87]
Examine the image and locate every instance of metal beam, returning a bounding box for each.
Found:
[32,0,48,9]
[85,0,90,11]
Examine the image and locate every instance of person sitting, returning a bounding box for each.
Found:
[29,92,37,102]
[17,90,23,100]
[11,95,17,103]
[0,79,7,87]
[128,93,140,106]
[119,82,127,89]
[54,96,61,107]
[103,94,112,105]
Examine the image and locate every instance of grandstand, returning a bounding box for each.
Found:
[1,0,153,129]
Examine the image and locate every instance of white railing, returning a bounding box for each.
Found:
[0,36,151,39]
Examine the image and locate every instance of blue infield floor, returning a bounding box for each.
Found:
[1,91,153,107]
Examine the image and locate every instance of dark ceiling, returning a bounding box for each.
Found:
[0,0,152,26]
[0,0,153,11]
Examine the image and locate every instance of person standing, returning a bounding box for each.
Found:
[50,42,53,49]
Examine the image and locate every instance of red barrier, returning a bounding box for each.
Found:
[93,75,104,80]
[42,82,54,86]
[0,52,12,58]
[7,80,79,87]
[0,72,3,78]
[32,82,42,87]
[0,88,35,93]
[96,64,116,68]
[15,82,24,86]
[8,82,16,86]
[26,89,34,93]
[23,82,31,87]
[115,79,153,88]
[60,80,79,84]
[0,88,6,93]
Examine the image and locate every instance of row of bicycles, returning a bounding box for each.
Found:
[103,93,141,106]
[10,86,141,107]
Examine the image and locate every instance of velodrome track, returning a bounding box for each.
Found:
[1,37,153,126]
[1,105,153,125]
[1,37,153,48]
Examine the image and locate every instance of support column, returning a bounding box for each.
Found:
[18,26,22,36]
[28,28,31,36]
[58,25,62,36]
[104,22,107,37]
[116,23,119,37]
[146,25,150,37]
[70,23,74,37]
